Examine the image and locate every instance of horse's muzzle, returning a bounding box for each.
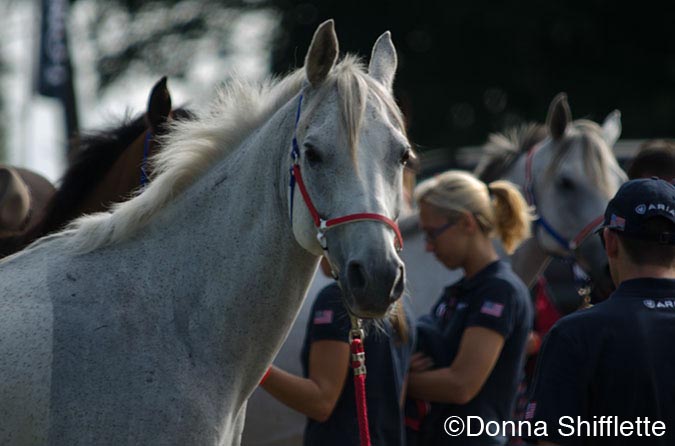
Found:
[340,257,405,318]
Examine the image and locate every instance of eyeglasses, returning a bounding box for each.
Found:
[423,220,457,244]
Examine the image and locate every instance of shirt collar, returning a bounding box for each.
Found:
[612,277,675,299]
[443,260,505,296]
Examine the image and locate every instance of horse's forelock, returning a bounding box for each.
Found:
[314,56,405,167]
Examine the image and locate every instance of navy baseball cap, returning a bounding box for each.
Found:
[600,178,675,244]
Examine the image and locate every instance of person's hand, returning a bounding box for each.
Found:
[526,331,542,356]
[409,352,434,372]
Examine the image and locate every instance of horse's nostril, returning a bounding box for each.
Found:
[390,265,405,302]
[347,261,367,291]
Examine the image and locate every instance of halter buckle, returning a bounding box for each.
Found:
[317,219,329,250]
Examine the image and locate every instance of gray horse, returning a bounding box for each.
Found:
[0,20,409,446]
[241,93,626,446]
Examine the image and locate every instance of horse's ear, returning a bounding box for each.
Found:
[601,110,622,147]
[305,19,339,86]
[146,76,172,133]
[368,31,397,91]
[546,93,571,140]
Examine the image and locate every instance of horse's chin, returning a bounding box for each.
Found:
[343,299,393,320]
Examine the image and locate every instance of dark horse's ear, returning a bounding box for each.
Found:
[305,20,339,87]
[146,76,172,134]
[546,92,571,140]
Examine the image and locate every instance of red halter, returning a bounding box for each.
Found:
[288,93,403,252]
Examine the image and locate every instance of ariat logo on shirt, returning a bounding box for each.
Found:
[643,299,675,309]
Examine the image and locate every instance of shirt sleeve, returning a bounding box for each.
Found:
[524,322,589,445]
[464,279,518,338]
[307,284,351,344]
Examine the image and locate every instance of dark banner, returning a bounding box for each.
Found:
[36,0,71,98]
[36,0,79,148]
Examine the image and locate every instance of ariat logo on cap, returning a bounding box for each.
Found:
[635,204,646,215]
[646,203,675,216]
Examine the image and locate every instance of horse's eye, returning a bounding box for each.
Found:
[304,145,322,165]
[400,149,411,166]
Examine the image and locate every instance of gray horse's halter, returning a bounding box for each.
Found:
[287,92,404,253]
[524,139,604,257]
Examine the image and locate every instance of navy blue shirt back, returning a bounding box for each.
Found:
[301,283,416,446]
[526,278,675,445]
[411,260,533,445]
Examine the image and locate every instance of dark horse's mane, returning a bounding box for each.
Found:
[36,115,148,238]
[19,108,194,248]
[474,123,548,183]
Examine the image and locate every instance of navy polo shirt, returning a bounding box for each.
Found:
[413,260,533,445]
[525,278,675,445]
[301,283,416,446]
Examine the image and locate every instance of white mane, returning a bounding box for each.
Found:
[61,56,405,254]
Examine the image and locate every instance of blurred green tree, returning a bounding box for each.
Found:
[269,0,675,153]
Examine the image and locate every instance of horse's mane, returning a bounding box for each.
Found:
[62,55,403,253]
[474,123,547,182]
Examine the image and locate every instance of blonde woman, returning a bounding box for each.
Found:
[406,170,533,446]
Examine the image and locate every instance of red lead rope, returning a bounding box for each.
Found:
[350,329,371,446]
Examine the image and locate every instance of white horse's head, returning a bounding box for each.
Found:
[531,93,627,296]
[290,20,410,317]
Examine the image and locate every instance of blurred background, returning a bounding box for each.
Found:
[1,0,674,181]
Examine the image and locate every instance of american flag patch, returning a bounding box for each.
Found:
[313,310,334,325]
[525,402,536,420]
[610,214,626,230]
[480,301,504,317]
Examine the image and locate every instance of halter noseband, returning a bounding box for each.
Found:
[288,92,403,253]
[524,140,603,257]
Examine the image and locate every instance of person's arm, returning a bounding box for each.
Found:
[407,326,504,404]
[261,339,350,422]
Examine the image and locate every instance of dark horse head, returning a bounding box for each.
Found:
[1,77,193,258]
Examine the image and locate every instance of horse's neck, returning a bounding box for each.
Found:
[501,151,551,287]
[510,237,551,288]
[132,98,317,399]
[502,152,528,188]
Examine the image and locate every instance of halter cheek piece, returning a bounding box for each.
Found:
[287,92,403,259]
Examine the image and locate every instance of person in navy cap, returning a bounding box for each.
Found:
[525,177,675,445]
